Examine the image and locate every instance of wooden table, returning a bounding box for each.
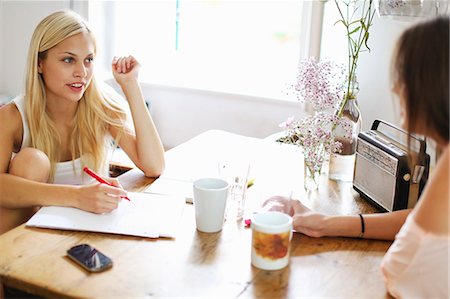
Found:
[0,130,392,298]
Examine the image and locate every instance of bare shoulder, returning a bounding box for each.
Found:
[0,102,23,149]
[413,144,449,235]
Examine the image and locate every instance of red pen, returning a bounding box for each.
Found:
[83,166,131,201]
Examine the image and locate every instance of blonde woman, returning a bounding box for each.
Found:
[0,10,165,235]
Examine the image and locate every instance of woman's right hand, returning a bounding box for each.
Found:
[75,178,128,214]
[262,196,328,238]
[290,200,328,238]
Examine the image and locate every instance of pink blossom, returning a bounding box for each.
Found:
[279,58,353,178]
[292,57,345,111]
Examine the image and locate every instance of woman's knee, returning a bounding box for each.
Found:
[9,148,50,183]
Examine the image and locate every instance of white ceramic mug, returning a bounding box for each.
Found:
[193,178,229,233]
[251,211,293,270]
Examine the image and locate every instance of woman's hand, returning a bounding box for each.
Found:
[290,200,328,238]
[261,195,295,215]
[262,196,328,238]
[112,55,141,86]
[75,178,128,214]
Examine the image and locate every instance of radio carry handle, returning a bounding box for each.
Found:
[370,119,427,155]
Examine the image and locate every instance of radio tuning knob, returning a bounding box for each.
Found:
[403,173,411,181]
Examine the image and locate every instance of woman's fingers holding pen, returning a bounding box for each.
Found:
[76,183,127,214]
[100,183,128,198]
[105,177,124,190]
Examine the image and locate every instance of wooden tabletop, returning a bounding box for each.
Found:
[0,130,392,298]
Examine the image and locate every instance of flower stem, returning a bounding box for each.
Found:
[333,0,375,118]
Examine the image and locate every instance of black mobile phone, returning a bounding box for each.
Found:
[67,244,113,272]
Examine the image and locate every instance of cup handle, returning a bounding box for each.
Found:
[289,227,293,241]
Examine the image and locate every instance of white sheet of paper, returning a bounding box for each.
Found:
[26,192,185,238]
[144,177,194,204]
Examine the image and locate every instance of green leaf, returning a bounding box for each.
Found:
[334,19,347,27]
[347,26,361,36]
[360,20,368,33]
[364,32,371,51]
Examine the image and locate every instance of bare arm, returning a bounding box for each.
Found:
[0,174,127,213]
[110,56,165,177]
[320,208,411,240]
[1,173,77,208]
[262,196,411,240]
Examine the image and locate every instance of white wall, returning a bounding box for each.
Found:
[0,1,72,96]
[106,80,306,149]
[139,84,305,149]
[357,16,411,131]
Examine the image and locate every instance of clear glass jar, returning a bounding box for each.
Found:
[328,75,362,182]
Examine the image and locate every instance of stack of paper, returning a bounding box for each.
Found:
[26,192,185,239]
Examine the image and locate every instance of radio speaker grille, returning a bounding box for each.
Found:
[354,153,397,211]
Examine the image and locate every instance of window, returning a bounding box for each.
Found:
[89,1,317,100]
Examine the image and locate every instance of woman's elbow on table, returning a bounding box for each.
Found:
[141,161,165,178]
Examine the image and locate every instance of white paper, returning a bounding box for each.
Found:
[144,177,194,204]
[26,192,185,239]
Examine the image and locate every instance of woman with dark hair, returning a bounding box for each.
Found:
[264,16,449,298]
[379,16,448,298]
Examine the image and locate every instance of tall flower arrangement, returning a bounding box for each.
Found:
[326,0,376,181]
[278,58,352,191]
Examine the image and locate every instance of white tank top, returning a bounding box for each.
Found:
[381,213,449,298]
[12,96,110,185]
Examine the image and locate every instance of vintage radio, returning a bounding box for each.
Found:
[353,120,430,212]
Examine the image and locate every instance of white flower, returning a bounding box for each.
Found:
[293,57,345,111]
[279,57,354,180]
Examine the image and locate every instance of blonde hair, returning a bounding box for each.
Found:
[24,10,127,181]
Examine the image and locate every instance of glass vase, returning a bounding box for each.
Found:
[303,144,328,192]
[304,162,321,192]
[329,76,362,182]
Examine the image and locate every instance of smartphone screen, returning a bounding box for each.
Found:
[67,244,113,272]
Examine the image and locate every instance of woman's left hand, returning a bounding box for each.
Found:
[112,55,141,86]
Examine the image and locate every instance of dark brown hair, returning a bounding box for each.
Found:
[392,16,449,143]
